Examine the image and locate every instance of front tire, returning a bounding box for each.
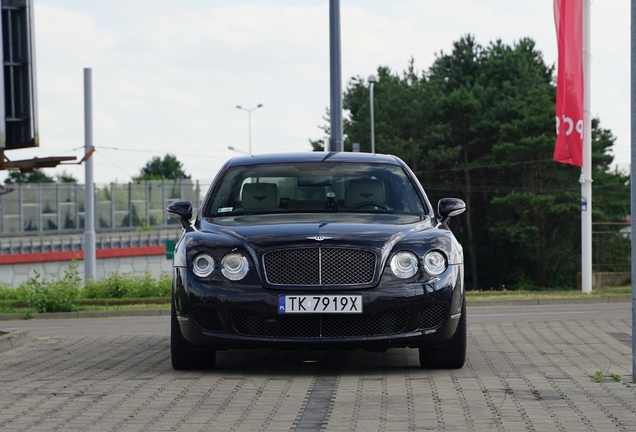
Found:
[419,295,466,369]
[171,302,216,370]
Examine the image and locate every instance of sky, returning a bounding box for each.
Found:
[4,0,630,185]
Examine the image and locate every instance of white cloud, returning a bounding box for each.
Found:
[10,0,629,185]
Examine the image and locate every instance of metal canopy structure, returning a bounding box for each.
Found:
[0,0,76,172]
[0,0,38,150]
[0,154,76,172]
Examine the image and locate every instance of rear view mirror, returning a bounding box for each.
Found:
[297,176,333,187]
[167,201,193,231]
[438,198,466,224]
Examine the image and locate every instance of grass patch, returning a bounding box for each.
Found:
[0,306,38,315]
[83,273,171,299]
[0,302,169,316]
[591,363,621,383]
[73,303,168,312]
[0,264,172,315]
[18,264,82,312]
[466,286,631,302]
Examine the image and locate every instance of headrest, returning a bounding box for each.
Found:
[346,179,385,207]
[241,183,280,209]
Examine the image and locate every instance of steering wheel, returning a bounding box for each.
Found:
[352,202,390,210]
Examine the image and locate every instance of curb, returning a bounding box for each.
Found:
[0,309,171,322]
[467,296,631,307]
[0,330,32,353]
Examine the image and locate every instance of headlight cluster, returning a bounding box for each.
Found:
[191,252,250,281]
[423,251,446,276]
[192,254,215,277]
[390,251,419,279]
[390,250,447,279]
[221,253,250,280]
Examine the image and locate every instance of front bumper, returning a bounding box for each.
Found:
[173,264,463,351]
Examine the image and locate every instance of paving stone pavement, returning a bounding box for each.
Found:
[0,307,634,431]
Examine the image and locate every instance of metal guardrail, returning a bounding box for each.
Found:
[0,229,183,255]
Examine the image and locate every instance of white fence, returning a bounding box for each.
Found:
[0,180,203,235]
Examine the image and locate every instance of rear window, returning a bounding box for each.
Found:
[204,162,425,217]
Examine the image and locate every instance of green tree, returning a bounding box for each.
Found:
[327,35,629,289]
[4,169,55,184]
[426,37,566,288]
[55,170,78,183]
[135,154,190,180]
[309,109,330,151]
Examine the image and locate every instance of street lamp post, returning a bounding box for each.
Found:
[236,104,263,155]
[368,75,378,154]
[227,146,247,154]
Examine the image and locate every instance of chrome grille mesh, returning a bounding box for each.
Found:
[264,248,320,285]
[263,247,376,285]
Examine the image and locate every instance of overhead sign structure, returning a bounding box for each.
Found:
[0,0,76,172]
[0,0,38,150]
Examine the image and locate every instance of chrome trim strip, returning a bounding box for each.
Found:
[318,246,322,284]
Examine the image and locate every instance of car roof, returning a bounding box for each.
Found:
[225,152,404,168]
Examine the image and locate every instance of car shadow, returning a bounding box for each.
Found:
[212,348,421,375]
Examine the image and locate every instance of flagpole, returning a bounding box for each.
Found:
[630,0,636,384]
[580,0,592,294]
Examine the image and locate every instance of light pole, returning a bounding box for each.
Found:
[368,75,378,154]
[236,104,263,155]
[227,146,247,154]
[329,0,343,152]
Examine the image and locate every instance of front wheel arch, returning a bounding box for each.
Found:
[418,294,466,369]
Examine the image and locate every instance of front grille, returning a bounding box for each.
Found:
[192,306,225,333]
[263,247,376,285]
[230,309,410,338]
[417,304,447,331]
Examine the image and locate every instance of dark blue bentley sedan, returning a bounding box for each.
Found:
[167,152,466,369]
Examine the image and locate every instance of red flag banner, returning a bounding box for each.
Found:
[553,0,583,166]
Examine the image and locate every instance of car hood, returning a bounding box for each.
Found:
[200,213,433,258]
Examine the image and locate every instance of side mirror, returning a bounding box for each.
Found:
[438,198,466,225]
[167,201,193,231]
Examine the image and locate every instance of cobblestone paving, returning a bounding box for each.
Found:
[0,317,634,431]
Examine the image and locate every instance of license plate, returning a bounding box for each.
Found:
[278,295,363,314]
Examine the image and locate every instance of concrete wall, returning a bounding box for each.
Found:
[593,272,630,288]
[577,272,631,289]
[0,255,173,287]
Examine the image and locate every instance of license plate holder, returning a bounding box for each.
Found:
[278,295,363,314]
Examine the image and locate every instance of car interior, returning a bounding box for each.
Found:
[208,163,425,216]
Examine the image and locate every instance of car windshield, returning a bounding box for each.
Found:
[204,162,425,217]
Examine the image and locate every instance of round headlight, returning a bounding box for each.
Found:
[192,254,214,278]
[221,253,249,281]
[424,251,447,276]
[390,251,419,279]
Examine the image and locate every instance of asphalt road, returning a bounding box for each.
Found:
[0,303,634,431]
